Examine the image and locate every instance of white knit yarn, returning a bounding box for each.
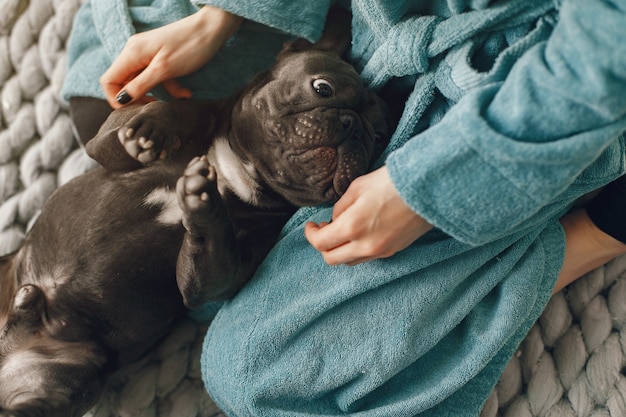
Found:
[482,255,626,417]
[0,0,82,255]
[2,1,626,417]
[84,319,225,417]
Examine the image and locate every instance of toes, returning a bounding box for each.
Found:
[184,156,210,176]
[136,148,157,164]
[117,126,134,146]
[138,136,154,150]
[178,157,216,195]
[185,174,209,194]
[177,157,219,224]
[117,126,159,163]
[182,191,210,213]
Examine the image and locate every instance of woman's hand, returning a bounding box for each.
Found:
[305,166,433,266]
[100,6,243,108]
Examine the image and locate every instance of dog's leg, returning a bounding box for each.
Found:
[175,156,255,307]
[87,101,182,170]
[87,100,219,172]
[69,97,114,146]
[86,104,151,171]
[114,101,183,164]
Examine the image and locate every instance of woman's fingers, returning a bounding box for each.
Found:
[100,6,242,108]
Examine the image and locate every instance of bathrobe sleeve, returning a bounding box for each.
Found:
[195,0,331,42]
[386,0,626,245]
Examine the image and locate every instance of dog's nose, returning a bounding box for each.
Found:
[340,114,360,137]
[340,114,354,131]
[339,114,363,142]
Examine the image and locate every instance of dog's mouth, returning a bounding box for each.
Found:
[281,137,371,204]
[327,143,370,198]
[260,108,378,206]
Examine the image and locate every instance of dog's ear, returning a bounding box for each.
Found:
[0,254,16,320]
[0,340,108,417]
[0,255,10,281]
[279,6,352,57]
[314,6,352,55]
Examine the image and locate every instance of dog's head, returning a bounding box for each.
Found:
[0,270,107,417]
[228,40,391,207]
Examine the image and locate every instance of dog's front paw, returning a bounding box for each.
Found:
[176,156,224,234]
[118,103,181,164]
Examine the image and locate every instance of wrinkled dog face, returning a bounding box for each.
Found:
[0,285,106,417]
[231,47,390,207]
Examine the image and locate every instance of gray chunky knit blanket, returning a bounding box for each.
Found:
[1,1,626,416]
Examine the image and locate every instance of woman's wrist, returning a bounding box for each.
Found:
[194,6,243,47]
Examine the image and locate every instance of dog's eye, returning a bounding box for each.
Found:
[312,79,334,98]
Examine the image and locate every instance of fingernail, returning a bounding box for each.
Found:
[116,90,132,105]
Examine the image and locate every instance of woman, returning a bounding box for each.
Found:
[62,1,626,415]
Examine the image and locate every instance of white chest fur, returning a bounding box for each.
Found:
[208,137,262,206]
[142,137,263,226]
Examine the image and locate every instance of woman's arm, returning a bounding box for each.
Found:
[197,0,331,43]
[387,0,626,245]
[306,0,626,264]
[100,0,333,108]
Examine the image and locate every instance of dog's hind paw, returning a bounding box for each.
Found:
[176,156,224,234]
[118,104,181,164]
[117,126,158,164]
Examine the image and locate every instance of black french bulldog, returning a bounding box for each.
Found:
[0,28,390,417]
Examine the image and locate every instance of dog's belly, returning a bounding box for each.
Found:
[21,166,188,357]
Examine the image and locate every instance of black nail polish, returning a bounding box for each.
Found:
[116,90,132,105]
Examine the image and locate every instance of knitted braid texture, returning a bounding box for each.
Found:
[0,0,94,255]
[0,1,224,416]
[2,1,626,417]
[482,254,626,417]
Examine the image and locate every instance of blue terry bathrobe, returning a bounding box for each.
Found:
[62,0,626,415]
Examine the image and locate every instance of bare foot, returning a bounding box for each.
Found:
[556,208,626,293]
